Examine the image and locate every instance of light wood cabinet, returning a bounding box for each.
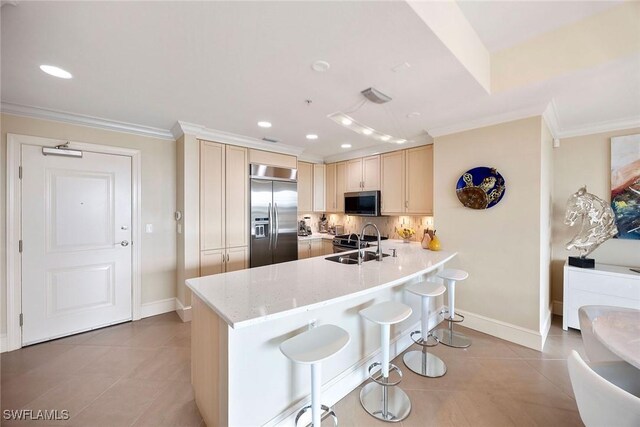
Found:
[248,149,297,169]
[336,162,346,212]
[322,240,333,255]
[313,164,326,212]
[298,241,310,259]
[325,163,337,212]
[380,145,433,215]
[298,161,313,212]
[200,140,249,277]
[346,155,380,192]
[298,239,328,258]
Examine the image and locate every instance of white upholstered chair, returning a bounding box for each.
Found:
[568,350,640,427]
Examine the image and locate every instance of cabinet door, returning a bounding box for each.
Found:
[322,240,334,255]
[226,145,248,248]
[362,155,380,191]
[406,145,433,215]
[200,141,225,250]
[298,241,310,259]
[226,246,248,272]
[310,239,323,257]
[381,151,405,214]
[325,163,337,212]
[200,249,225,277]
[297,162,313,212]
[336,162,346,212]
[313,164,326,212]
[346,158,363,192]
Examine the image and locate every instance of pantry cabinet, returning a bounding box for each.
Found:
[313,163,326,212]
[200,246,248,276]
[325,163,337,212]
[380,145,433,215]
[298,161,313,212]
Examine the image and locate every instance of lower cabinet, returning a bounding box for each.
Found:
[298,239,332,259]
[200,246,248,276]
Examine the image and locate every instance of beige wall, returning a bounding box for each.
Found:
[551,127,640,308]
[0,113,177,334]
[433,117,548,332]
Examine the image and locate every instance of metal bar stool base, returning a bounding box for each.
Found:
[432,328,471,348]
[359,382,411,423]
[295,404,338,427]
[403,349,447,378]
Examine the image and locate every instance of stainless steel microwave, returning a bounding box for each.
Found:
[344,191,381,216]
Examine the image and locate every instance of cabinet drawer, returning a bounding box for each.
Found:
[566,289,640,330]
[566,270,640,300]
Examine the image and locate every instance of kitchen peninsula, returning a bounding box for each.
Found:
[187,240,456,426]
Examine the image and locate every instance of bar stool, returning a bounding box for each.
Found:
[359,301,412,422]
[280,324,350,427]
[403,280,447,377]
[433,269,471,348]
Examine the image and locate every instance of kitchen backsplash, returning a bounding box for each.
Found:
[298,212,434,241]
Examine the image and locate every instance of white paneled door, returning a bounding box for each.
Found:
[21,145,133,345]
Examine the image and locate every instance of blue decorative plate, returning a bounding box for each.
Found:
[456,167,506,209]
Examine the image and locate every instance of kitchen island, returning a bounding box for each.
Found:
[187,240,456,427]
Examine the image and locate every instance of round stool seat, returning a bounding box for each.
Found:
[359,301,412,325]
[280,324,350,365]
[438,269,468,282]
[406,281,446,298]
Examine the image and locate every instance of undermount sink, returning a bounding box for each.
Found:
[325,251,390,264]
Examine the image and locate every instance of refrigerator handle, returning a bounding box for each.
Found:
[267,202,273,250]
[274,203,279,249]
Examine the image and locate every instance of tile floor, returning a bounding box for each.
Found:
[1,313,585,426]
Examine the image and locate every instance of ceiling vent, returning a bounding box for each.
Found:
[361,87,392,104]
[262,137,279,143]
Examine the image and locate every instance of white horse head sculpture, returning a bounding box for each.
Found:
[565,186,618,258]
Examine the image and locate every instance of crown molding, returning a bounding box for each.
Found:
[542,99,560,138]
[556,115,640,139]
[323,134,432,164]
[172,120,305,156]
[428,103,548,137]
[1,102,175,140]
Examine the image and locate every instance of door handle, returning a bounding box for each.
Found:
[120,240,129,247]
[274,203,279,249]
[267,202,273,250]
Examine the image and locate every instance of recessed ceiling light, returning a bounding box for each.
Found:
[311,60,331,72]
[406,112,421,118]
[257,121,272,128]
[380,135,391,141]
[396,139,407,144]
[341,118,352,126]
[341,144,352,149]
[362,129,372,135]
[306,134,318,140]
[39,65,72,79]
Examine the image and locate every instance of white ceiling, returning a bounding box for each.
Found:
[1,1,638,158]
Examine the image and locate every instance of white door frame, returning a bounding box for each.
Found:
[5,133,142,352]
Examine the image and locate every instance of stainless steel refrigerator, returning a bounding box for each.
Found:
[250,164,298,267]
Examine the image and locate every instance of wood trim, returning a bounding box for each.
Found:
[5,133,143,351]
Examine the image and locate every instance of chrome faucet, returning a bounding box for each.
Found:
[360,222,383,263]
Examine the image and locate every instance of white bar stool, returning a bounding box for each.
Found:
[403,280,447,377]
[280,324,350,427]
[359,301,413,422]
[433,269,471,348]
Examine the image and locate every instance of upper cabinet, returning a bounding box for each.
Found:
[346,155,380,192]
[297,161,313,212]
[336,162,346,212]
[325,161,346,212]
[313,163,326,212]
[225,145,249,247]
[381,145,433,215]
[248,149,296,169]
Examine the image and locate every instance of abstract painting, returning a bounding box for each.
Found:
[611,134,640,240]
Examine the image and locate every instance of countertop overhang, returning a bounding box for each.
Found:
[186,240,456,329]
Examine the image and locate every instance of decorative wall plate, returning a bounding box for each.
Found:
[456,167,506,209]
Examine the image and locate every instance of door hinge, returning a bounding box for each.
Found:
[19,240,23,253]
[19,313,23,327]
[18,166,22,179]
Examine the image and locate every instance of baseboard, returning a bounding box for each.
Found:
[455,308,545,351]
[265,306,444,427]
[175,298,192,322]
[552,300,564,316]
[140,297,177,318]
[0,333,7,353]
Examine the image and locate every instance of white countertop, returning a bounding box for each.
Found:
[186,240,456,329]
[297,233,336,241]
